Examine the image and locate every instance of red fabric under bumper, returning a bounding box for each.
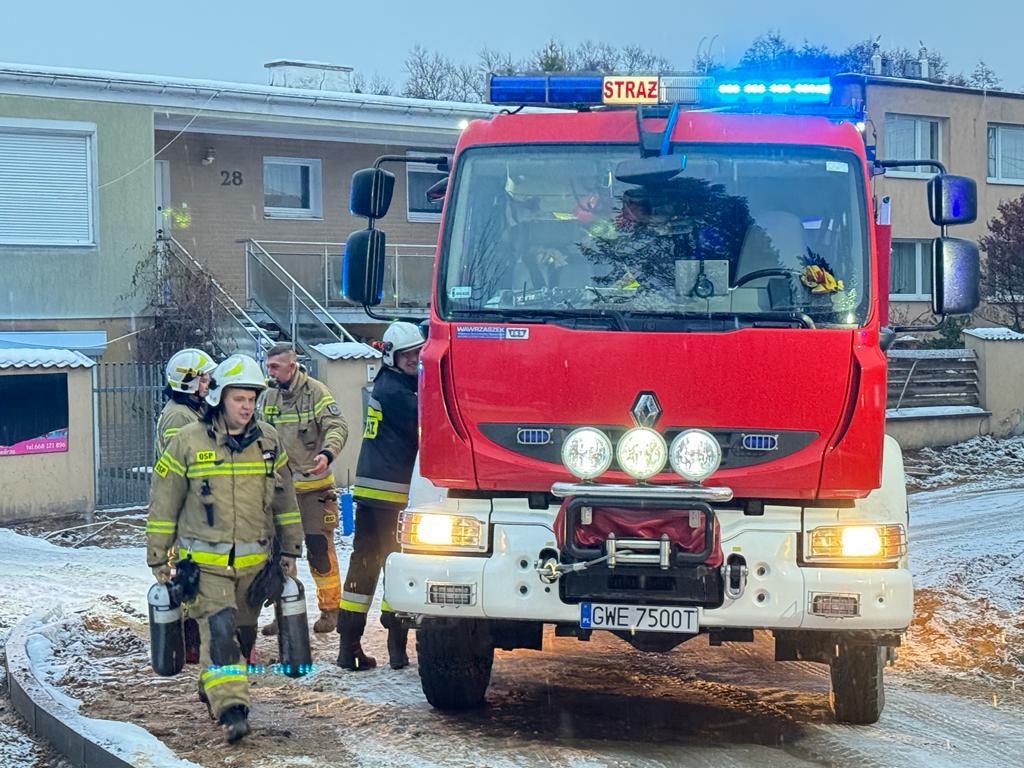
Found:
[554,502,723,568]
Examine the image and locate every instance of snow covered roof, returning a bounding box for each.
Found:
[311,342,381,360]
[0,348,95,370]
[964,327,1024,342]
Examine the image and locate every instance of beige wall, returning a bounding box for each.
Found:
[885,411,989,450]
[156,131,443,303]
[868,83,1024,322]
[309,352,378,487]
[0,367,95,522]
[965,335,1024,436]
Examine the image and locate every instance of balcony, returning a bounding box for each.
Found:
[245,239,435,320]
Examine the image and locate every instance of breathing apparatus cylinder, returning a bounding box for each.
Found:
[275,576,313,678]
[147,582,185,676]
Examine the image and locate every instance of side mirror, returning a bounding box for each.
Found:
[928,174,977,226]
[350,168,396,219]
[614,154,686,185]
[932,237,980,316]
[343,229,386,306]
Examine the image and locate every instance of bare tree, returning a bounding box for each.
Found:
[571,40,620,73]
[979,196,1024,332]
[619,45,673,74]
[121,242,225,364]
[350,71,395,96]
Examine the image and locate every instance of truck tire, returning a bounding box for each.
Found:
[829,645,885,724]
[416,619,494,711]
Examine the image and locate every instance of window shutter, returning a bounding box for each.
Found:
[0,131,93,245]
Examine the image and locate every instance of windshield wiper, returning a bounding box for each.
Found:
[617,310,816,330]
[449,308,629,330]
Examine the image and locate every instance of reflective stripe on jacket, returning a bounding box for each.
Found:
[146,416,303,569]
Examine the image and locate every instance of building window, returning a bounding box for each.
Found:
[988,124,1024,184]
[406,153,446,223]
[884,114,941,177]
[890,240,933,300]
[0,119,96,246]
[263,157,322,219]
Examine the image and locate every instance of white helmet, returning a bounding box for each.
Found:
[382,322,425,368]
[166,348,216,394]
[205,354,267,407]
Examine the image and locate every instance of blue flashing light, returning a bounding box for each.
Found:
[488,74,604,106]
[718,78,832,104]
[485,73,848,115]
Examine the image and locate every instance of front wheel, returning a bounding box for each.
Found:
[829,645,885,724]
[416,619,495,711]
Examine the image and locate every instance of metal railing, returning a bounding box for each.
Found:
[245,240,357,353]
[160,236,276,357]
[247,239,436,310]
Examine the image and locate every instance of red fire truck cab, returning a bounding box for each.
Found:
[343,72,980,724]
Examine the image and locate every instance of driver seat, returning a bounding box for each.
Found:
[735,211,808,309]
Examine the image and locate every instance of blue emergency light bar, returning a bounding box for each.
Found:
[486,73,841,112]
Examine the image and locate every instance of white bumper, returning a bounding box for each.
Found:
[384,520,913,632]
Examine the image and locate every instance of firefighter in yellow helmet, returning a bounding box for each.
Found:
[260,343,348,635]
[155,348,217,458]
[146,354,303,744]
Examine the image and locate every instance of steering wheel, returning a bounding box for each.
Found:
[733,268,802,288]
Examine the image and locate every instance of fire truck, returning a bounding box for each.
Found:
[342,72,980,724]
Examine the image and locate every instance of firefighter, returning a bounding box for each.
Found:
[155,348,217,457]
[338,322,424,671]
[146,354,304,744]
[260,344,348,635]
[155,348,218,666]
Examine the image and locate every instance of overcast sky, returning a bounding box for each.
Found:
[2,0,1021,91]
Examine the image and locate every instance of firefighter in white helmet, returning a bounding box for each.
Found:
[147,354,303,744]
[155,348,217,457]
[338,322,424,670]
[155,348,218,667]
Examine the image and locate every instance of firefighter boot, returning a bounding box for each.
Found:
[387,625,409,670]
[219,704,250,744]
[313,609,338,634]
[183,617,201,664]
[337,610,377,671]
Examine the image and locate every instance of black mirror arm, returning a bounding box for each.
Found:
[361,304,427,324]
[889,317,947,334]
[875,158,947,174]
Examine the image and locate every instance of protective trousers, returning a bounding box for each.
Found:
[298,487,340,612]
[193,565,261,719]
[339,502,400,628]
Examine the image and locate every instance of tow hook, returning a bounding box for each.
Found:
[722,554,748,599]
[536,550,637,584]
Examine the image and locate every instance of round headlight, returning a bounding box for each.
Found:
[561,427,613,480]
[615,427,668,480]
[669,429,722,483]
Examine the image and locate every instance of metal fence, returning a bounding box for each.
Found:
[887,348,980,411]
[93,362,164,509]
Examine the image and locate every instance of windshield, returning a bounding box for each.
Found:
[440,144,870,329]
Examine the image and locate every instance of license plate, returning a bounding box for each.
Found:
[580,603,700,634]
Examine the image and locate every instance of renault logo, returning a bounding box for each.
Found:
[631,391,662,428]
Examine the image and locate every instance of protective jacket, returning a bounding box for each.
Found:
[146,415,303,571]
[262,367,347,493]
[353,366,418,508]
[155,398,204,458]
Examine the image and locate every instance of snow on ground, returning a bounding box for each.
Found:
[902,486,1024,680]
[903,434,1024,491]
[2,452,1024,766]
